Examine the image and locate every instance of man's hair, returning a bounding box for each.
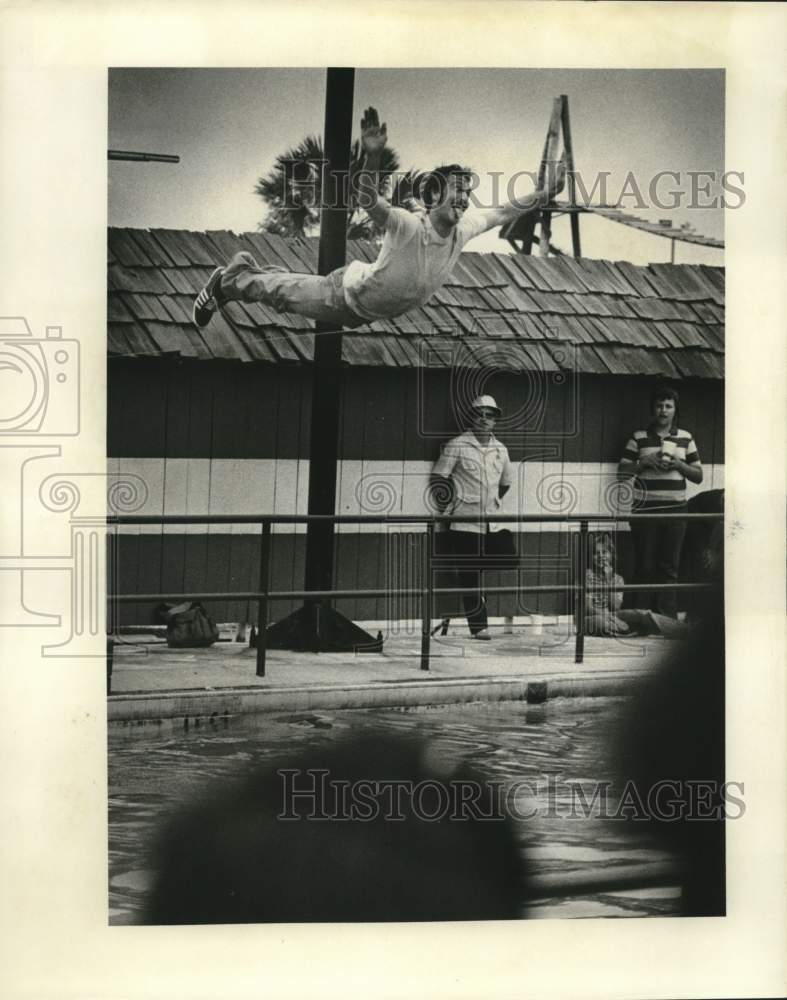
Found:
[420,164,473,209]
[650,385,680,411]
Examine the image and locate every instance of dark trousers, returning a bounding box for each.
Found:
[438,529,517,634]
[629,504,687,618]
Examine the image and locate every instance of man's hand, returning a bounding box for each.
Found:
[356,106,391,227]
[361,106,388,161]
[475,152,567,232]
[661,455,704,484]
[638,452,663,471]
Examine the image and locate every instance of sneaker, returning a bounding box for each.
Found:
[192,266,225,328]
[471,629,492,641]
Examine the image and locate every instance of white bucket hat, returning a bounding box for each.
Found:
[470,394,502,418]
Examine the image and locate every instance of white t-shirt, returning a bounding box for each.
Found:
[342,207,487,320]
[432,431,514,534]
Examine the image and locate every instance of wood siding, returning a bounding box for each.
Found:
[109,359,724,624]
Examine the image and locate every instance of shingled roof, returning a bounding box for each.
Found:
[108,228,725,379]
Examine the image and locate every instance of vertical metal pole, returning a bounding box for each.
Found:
[106,528,117,694]
[420,521,434,671]
[256,521,271,677]
[304,68,355,600]
[670,238,676,264]
[106,638,113,695]
[575,519,589,664]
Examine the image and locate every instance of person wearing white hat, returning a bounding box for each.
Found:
[430,395,516,639]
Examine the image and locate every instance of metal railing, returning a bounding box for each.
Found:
[107,511,722,677]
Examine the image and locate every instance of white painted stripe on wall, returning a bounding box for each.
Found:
[110,458,723,535]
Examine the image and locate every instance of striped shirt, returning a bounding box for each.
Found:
[620,424,700,507]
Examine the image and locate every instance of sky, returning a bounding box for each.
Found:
[108,68,726,266]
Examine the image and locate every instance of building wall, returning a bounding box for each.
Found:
[108,358,725,625]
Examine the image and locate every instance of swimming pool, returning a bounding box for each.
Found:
[108,697,680,923]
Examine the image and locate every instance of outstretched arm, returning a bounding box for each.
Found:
[355,106,392,230]
[477,155,567,232]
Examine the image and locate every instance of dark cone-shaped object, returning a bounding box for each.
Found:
[251,603,383,654]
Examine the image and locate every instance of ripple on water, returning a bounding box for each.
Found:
[108,697,676,922]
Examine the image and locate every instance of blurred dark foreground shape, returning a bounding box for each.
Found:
[621,576,726,916]
[144,734,526,924]
[143,584,725,923]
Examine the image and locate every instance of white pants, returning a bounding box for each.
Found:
[221,252,366,328]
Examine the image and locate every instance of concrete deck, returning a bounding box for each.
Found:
[108,622,676,723]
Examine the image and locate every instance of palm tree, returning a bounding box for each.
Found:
[255,135,425,241]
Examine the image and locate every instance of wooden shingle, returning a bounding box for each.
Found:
[463,253,507,287]
[204,318,251,361]
[264,329,302,363]
[445,256,481,289]
[107,295,134,323]
[174,231,219,267]
[145,321,205,360]
[160,268,199,295]
[106,227,724,379]
[591,344,632,376]
[506,313,546,341]
[286,239,319,271]
[149,230,192,267]
[109,229,153,268]
[119,292,171,323]
[543,256,593,293]
[117,320,160,356]
[525,342,561,372]
[109,263,174,295]
[570,343,615,374]
[526,289,574,315]
[509,255,557,292]
[234,328,279,363]
[158,295,193,325]
[107,324,132,355]
[470,312,516,339]
[128,230,176,268]
[613,260,660,298]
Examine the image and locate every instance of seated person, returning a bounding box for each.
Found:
[584,536,688,638]
[585,537,639,636]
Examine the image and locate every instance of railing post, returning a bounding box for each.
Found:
[575,519,589,664]
[106,637,114,695]
[420,520,434,671]
[256,520,271,678]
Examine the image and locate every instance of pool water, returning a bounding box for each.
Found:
[108,697,681,923]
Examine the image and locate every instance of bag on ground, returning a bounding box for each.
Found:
[162,601,219,648]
